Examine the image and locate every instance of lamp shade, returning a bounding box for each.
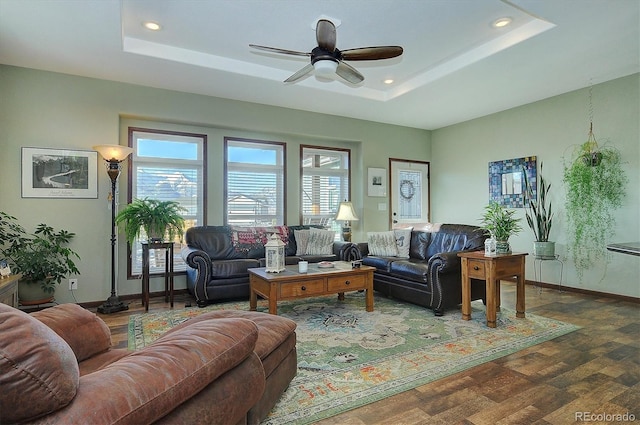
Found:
[93,144,133,162]
[335,201,359,221]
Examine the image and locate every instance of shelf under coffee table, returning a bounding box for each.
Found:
[248,261,375,315]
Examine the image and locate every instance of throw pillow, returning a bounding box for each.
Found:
[394,227,412,258]
[305,228,335,255]
[0,304,79,423]
[294,229,310,255]
[367,231,399,256]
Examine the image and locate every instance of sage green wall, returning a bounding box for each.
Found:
[431,74,639,298]
[0,65,430,303]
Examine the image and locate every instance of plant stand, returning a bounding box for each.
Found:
[533,255,564,294]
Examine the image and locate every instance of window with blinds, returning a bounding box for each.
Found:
[128,128,206,276]
[301,146,350,230]
[224,138,285,226]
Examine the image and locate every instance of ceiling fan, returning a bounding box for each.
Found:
[250,19,403,84]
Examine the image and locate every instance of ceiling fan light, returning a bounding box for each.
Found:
[313,60,338,75]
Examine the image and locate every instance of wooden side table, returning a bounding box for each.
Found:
[141,242,174,312]
[458,251,528,328]
[0,274,20,308]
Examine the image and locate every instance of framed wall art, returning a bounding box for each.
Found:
[488,156,536,208]
[21,147,98,198]
[367,167,387,197]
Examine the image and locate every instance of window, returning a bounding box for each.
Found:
[128,128,206,276]
[225,138,285,226]
[301,146,351,231]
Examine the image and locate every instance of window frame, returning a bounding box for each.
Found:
[223,137,286,226]
[300,145,351,229]
[126,127,207,278]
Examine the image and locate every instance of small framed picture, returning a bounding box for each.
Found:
[367,167,387,197]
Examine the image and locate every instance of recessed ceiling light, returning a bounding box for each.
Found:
[143,21,161,31]
[492,17,512,28]
[383,79,394,85]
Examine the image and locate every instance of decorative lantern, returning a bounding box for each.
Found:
[265,233,286,273]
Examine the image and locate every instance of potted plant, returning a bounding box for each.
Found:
[115,198,186,244]
[563,126,627,279]
[0,212,80,304]
[479,202,522,254]
[522,162,555,258]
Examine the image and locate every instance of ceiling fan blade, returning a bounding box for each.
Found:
[341,46,403,61]
[316,19,336,52]
[249,44,310,57]
[336,61,364,84]
[284,64,314,83]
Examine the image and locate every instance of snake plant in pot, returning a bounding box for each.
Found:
[479,202,523,254]
[522,163,555,258]
[115,198,186,245]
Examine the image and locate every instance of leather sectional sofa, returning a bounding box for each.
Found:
[0,302,297,425]
[182,225,360,307]
[358,224,489,316]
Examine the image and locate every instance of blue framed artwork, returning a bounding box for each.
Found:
[488,156,537,208]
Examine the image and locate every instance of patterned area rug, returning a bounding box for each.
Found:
[128,293,579,424]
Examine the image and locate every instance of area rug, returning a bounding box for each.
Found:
[128,293,579,424]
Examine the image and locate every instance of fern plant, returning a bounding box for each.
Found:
[115,198,186,244]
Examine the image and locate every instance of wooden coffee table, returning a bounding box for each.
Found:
[249,261,375,315]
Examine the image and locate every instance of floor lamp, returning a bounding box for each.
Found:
[335,200,359,242]
[93,144,133,314]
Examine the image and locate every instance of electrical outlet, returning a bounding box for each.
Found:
[69,278,78,291]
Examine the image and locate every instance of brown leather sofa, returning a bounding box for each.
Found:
[182,225,360,307]
[359,224,488,316]
[0,303,297,425]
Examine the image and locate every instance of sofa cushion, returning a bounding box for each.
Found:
[230,226,288,257]
[409,231,432,260]
[424,226,480,259]
[305,228,335,255]
[65,318,260,425]
[294,229,310,255]
[31,303,112,362]
[0,304,79,423]
[185,226,246,260]
[394,228,412,258]
[362,255,396,272]
[389,259,430,284]
[211,259,262,279]
[367,231,399,256]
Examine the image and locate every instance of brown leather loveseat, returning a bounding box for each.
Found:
[0,303,297,425]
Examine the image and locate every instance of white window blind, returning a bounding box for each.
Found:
[129,128,206,275]
[301,146,350,230]
[225,138,285,226]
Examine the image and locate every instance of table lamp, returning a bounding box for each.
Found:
[335,201,359,242]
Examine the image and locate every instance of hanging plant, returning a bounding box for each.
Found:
[562,123,627,279]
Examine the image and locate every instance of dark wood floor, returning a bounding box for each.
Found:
[97,283,639,425]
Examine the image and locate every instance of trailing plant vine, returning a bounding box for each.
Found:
[562,126,627,280]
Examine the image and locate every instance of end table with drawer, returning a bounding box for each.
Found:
[458,251,528,328]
